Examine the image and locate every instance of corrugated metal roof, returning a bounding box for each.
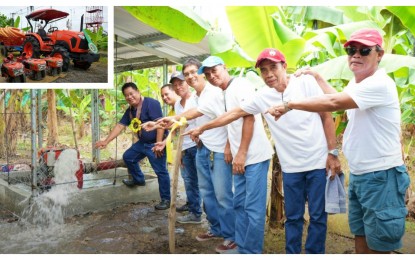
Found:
[114,6,211,73]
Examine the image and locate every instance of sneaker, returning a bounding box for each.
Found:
[215,240,238,254]
[196,231,220,241]
[176,202,189,212]
[154,200,170,210]
[176,213,202,224]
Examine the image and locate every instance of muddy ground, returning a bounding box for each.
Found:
[1,183,415,254]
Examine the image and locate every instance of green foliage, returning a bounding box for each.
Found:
[113,67,165,120]
[0,13,14,27]
[55,89,92,126]
[123,6,210,43]
[84,27,108,51]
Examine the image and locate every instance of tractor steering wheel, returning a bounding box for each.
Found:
[48,27,58,33]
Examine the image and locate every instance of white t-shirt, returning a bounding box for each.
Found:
[174,94,197,151]
[241,74,328,173]
[195,83,228,153]
[343,68,403,175]
[224,77,273,166]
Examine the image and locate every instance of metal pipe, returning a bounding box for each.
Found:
[91,89,100,163]
[31,89,37,197]
[37,89,42,148]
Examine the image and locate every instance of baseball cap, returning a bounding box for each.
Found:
[344,28,383,47]
[197,56,225,74]
[255,48,286,68]
[169,71,185,83]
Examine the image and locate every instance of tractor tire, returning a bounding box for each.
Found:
[19,74,26,83]
[73,61,92,70]
[1,46,7,57]
[11,74,26,83]
[51,46,70,72]
[23,37,41,58]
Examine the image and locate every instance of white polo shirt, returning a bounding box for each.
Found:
[343,68,403,175]
[195,83,228,153]
[224,77,273,166]
[241,74,328,173]
[174,94,197,151]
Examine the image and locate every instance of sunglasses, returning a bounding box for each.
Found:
[345,46,374,56]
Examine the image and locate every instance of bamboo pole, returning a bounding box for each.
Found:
[168,124,186,253]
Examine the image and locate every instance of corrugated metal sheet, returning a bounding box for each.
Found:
[114,6,210,73]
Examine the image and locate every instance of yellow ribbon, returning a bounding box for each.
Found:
[165,117,187,144]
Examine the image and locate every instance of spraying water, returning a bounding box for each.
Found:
[0,149,84,253]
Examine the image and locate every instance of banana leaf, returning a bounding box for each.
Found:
[123,6,210,43]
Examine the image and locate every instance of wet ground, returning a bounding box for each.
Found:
[1,178,414,254]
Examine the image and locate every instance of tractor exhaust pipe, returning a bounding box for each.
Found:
[80,14,84,32]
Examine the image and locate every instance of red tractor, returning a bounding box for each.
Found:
[23,8,100,72]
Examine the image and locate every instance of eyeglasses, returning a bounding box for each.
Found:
[345,46,373,57]
[184,70,198,78]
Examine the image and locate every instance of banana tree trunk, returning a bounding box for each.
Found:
[0,90,20,158]
[267,152,284,229]
[46,90,58,146]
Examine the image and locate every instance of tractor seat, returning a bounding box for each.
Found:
[38,29,51,41]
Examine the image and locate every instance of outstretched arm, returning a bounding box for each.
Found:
[95,123,126,149]
[295,68,337,94]
[266,92,358,121]
[183,107,250,139]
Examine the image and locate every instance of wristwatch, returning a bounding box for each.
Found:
[328,149,339,157]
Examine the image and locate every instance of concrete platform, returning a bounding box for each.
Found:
[0,167,160,217]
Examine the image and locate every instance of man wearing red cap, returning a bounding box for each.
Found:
[185,50,340,254]
[268,28,410,253]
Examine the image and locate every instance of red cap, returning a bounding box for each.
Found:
[344,28,383,47]
[255,48,286,68]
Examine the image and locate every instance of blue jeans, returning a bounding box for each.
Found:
[234,160,270,254]
[123,141,170,201]
[348,165,410,251]
[196,143,234,241]
[283,168,327,254]
[180,146,202,216]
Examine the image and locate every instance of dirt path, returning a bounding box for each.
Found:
[52,60,107,83]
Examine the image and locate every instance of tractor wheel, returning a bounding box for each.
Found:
[51,46,70,72]
[73,61,92,70]
[1,46,7,57]
[19,74,26,83]
[23,37,41,58]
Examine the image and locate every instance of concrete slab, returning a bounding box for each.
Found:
[0,167,160,217]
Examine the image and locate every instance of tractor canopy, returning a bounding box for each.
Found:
[26,9,69,22]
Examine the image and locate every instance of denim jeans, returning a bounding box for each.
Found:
[180,146,202,216]
[123,141,170,201]
[283,168,327,254]
[196,143,234,241]
[234,159,270,254]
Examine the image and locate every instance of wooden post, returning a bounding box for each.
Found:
[168,124,186,253]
